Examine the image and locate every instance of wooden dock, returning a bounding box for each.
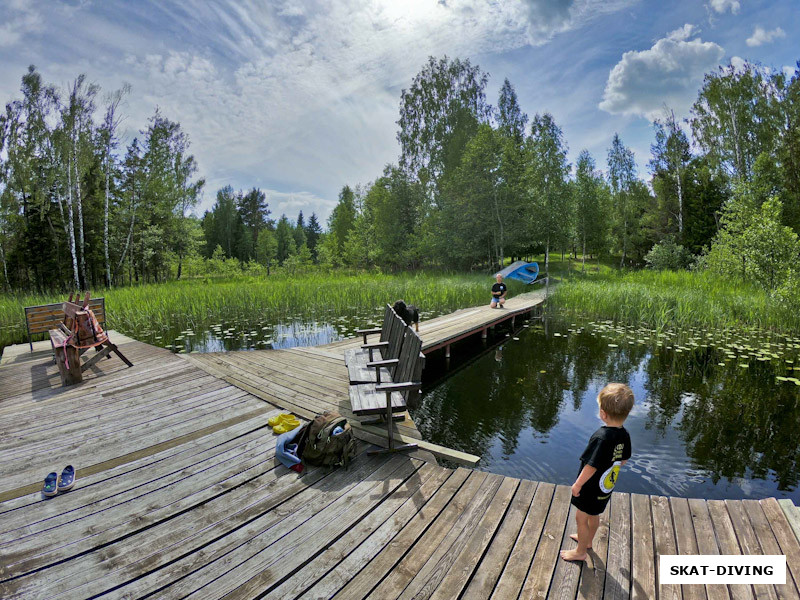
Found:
[2,295,800,599]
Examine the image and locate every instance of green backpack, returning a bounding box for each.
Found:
[297,411,357,469]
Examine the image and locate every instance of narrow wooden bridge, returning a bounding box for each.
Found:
[1,292,799,599]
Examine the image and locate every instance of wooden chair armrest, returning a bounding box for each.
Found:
[367,358,399,369]
[375,381,422,393]
[362,341,388,350]
[357,327,382,343]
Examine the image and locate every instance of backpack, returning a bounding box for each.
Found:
[297,411,357,469]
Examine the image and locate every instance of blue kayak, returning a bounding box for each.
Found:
[496,261,539,284]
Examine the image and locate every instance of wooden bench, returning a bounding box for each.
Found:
[349,326,425,455]
[345,305,407,384]
[25,296,106,352]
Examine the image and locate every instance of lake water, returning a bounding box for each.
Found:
[412,317,800,501]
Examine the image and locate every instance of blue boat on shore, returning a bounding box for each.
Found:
[496,261,540,284]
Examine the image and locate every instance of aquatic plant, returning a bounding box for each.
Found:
[0,272,524,351]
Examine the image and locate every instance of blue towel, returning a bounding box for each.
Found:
[276,426,303,468]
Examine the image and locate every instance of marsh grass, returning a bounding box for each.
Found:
[551,267,800,333]
[0,271,524,351]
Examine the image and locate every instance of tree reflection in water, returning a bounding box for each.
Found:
[412,318,800,501]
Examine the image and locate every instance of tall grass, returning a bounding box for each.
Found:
[550,268,800,333]
[0,272,524,351]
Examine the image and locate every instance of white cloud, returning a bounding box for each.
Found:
[0,0,42,47]
[708,0,740,14]
[746,26,786,47]
[599,25,725,120]
[0,0,639,220]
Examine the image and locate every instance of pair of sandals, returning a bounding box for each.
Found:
[43,465,75,498]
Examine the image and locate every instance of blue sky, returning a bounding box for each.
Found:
[1,0,798,223]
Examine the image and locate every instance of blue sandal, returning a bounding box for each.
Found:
[43,472,58,497]
[58,465,75,493]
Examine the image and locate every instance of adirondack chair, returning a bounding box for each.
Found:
[349,326,424,455]
[345,305,406,384]
[47,293,133,386]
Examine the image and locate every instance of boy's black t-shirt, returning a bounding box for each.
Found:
[491,282,507,297]
[579,426,632,498]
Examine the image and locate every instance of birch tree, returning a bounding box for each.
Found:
[99,84,129,287]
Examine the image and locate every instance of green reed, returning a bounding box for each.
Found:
[0,272,518,351]
[550,269,800,334]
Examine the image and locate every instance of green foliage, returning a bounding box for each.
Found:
[397,55,490,194]
[573,150,610,264]
[705,196,800,290]
[691,61,785,182]
[526,114,571,270]
[644,238,692,270]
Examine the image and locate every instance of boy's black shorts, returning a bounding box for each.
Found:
[571,489,612,516]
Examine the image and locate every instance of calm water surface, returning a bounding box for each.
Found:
[412,318,800,501]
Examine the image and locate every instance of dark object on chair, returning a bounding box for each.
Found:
[393,300,420,332]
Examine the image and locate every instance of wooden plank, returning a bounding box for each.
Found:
[366,470,495,599]
[707,499,755,600]
[669,497,709,600]
[0,403,271,504]
[461,479,537,599]
[650,495,682,600]
[0,410,278,532]
[421,476,520,600]
[518,484,573,598]
[631,493,657,600]
[779,500,800,545]
[270,463,446,599]
[604,492,631,600]
[173,456,419,599]
[329,467,471,599]
[32,446,377,599]
[726,500,778,600]
[762,498,800,597]
[578,493,612,600]
[548,503,582,600]
[187,354,479,465]
[491,481,556,599]
[743,499,800,600]
[688,498,732,600]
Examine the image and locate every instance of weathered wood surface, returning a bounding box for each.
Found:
[2,336,800,599]
[323,288,547,357]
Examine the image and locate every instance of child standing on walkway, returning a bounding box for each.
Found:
[560,383,633,562]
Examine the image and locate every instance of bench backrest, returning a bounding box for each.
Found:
[384,310,407,363]
[395,327,423,388]
[378,304,394,342]
[25,298,106,336]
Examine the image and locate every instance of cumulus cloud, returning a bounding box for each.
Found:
[746,26,786,47]
[708,0,740,14]
[599,24,725,120]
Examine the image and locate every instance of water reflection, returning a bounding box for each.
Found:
[412,318,800,501]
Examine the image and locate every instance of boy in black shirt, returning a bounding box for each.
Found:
[490,273,507,308]
[561,383,633,562]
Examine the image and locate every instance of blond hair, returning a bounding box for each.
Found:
[597,383,634,420]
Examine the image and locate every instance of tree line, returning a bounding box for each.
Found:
[323,55,800,296]
[2,56,799,294]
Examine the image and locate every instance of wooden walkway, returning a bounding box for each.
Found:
[2,303,800,599]
[322,288,548,358]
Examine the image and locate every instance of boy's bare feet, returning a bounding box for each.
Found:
[560,548,587,562]
[570,533,591,549]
